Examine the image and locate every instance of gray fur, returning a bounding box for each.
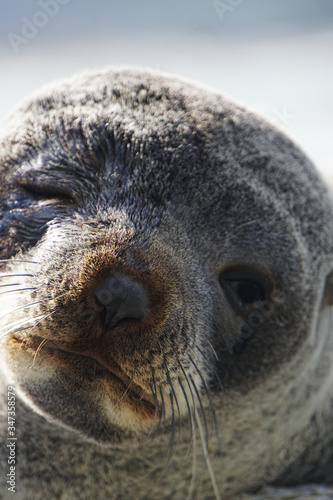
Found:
[0,67,332,499]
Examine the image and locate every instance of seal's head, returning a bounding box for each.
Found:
[0,68,333,495]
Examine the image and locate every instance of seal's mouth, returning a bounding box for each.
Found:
[10,333,157,420]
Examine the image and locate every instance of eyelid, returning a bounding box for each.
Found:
[219,266,273,292]
[20,182,70,198]
[16,172,74,201]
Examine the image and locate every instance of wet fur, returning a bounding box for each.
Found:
[0,67,333,499]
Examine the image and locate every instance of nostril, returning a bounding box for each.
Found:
[94,276,148,331]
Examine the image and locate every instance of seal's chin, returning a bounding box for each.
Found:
[5,333,158,439]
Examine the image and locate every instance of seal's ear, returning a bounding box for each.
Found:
[322,271,333,308]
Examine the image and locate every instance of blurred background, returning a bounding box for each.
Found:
[0,0,332,186]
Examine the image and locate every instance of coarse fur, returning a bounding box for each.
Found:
[0,67,333,499]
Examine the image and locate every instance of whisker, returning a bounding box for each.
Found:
[177,358,197,500]
[163,357,181,437]
[188,353,222,454]
[0,283,21,288]
[0,285,70,324]
[188,373,209,449]
[204,339,219,361]
[148,382,161,434]
[177,359,195,408]
[159,386,166,433]
[181,355,222,499]
[177,375,193,442]
[0,287,38,296]
[195,408,221,500]
[171,383,181,438]
[166,389,176,460]
[0,313,45,333]
[0,315,46,339]
[0,273,35,279]
[196,344,224,394]
[32,309,59,326]
[0,299,50,322]
[25,306,68,365]
[186,424,197,500]
[160,361,181,461]
[118,380,135,403]
[149,362,162,432]
[0,259,39,265]
[0,305,60,338]
[32,337,50,367]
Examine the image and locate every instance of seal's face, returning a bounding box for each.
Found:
[0,69,333,459]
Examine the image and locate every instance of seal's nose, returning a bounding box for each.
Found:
[94,276,148,331]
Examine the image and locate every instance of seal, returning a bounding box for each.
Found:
[0,67,332,500]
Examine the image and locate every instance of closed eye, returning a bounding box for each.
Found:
[16,172,75,203]
[20,181,72,200]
